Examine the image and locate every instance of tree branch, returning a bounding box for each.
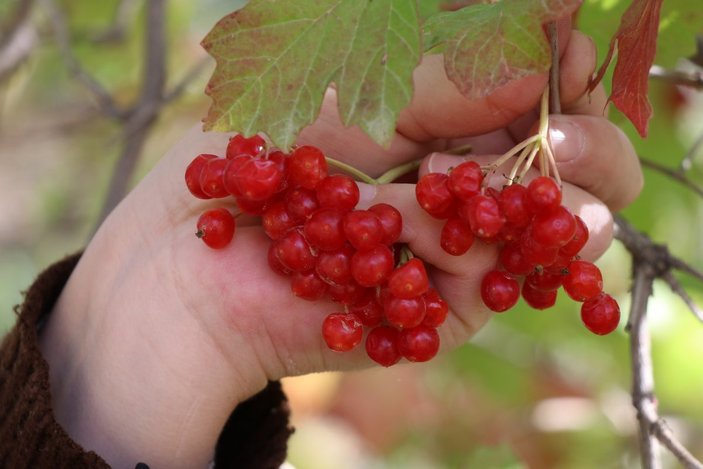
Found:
[639,157,703,200]
[661,271,703,324]
[649,64,703,90]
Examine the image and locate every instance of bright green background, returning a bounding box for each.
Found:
[0,0,702,467]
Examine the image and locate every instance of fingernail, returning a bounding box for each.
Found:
[549,117,585,163]
[357,182,378,206]
[427,152,467,174]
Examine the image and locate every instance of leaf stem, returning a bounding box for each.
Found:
[325,157,378,185]
[376,158,423,185]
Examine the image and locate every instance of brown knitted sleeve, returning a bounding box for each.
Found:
[0,254,293,468]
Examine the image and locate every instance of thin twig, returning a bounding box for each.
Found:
[662,271,703,324]
[90,0,140,43]
[639,157,703,200]
[681,131,703,173]
[547,21,561,114]
[42,0,125,119]
[649,65,703,90]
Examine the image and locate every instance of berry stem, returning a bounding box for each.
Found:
[376,158,423,185]
[325,157,378,185]
[483,134,540,187]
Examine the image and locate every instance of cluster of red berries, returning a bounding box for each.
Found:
[185,135,448,365]
[416,161,620,335]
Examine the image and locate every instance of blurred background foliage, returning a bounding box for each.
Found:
[0,0,702,467]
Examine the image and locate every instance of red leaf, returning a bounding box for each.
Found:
[590,0,663,137]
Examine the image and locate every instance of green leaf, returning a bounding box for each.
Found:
[201,0,421,149]
[423,0,581,100]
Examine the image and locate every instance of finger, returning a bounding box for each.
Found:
[548,115,643,211]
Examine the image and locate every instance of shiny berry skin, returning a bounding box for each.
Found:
[235,196,268,215]
[261,201,296,240]
[267,243,292,276]
[526,176,561,213]
[316,175,359,210]
[531,206,576,248]
[460,194,505,239]
[499,242,534,276]
[196,208,235,249]
[233,158,283,201]
[526,270,564,292]
[226,134,266,159]
[384,295,426,329]
[447,160,483,202]
[422,288,448,327]
[350,245,394,287]
[520,233,559,267]
[560,215,589,257]
[365,326,401,367]
[304,208,346,252]
[398,325,440,362]
[290,271,327,300]
[273,228,316,272]
[315,245,354,286]
[415,173,456,219]
[581,293,620,335]
[350,294,383,327]
[388,258,430,299]
[343,210,383,251]
[440,217,474,256]
[288,145,328,189]
[322,312,363,352]
[521,283,557,310]
[499,184,531,227]
[480,270,520,312]
[199,157,229,198]
[185,154,217,199]
[369,203,402,245]
[223,155,252,197]
[328,282,367,305]
[563,260,603,301]
[285,187,319,223]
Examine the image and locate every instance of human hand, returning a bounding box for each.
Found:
[39,27,642,468]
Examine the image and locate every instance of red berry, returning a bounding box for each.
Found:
[199,157,229,198]
[315,245,354,286]
[369,203,403,245]
[388,258,430,299]
[480,270,520,312]
[581,293,620,335]
[526,269,564,292]
[328,282,367,305]
[223,155,252,197]
[273,228,316,272]
[398,325,440,362]
[343,210,383,251]
[365,326,401,367]
[285,187,319,223]
[499,184,531,227]
[185,154,217,199]
[415,173,456,219]
[304,208,346,252]
[288,145,328,189]
[235,196,268,215]
[226,134,266,159]
[290,271,327,300]
[261,201,296,240]
[350,294,383,327]
[316,175,359,211]
[267,243,292,276]
[440,217,474,256]
[521,283,558,310]
[520,233,559,267]
[526,176,561,213]
[563,260,603,301]
[531,206,576,248]
[499,242,534,276]
[384,295,427,329]
[350,245,394,287]
[422,288,448,327]
[233,158,283,201]
[560,215,589,257]
[447,160,483,202]
[322,312,363,352]
[196,208,235,249]
[460,194,505,239]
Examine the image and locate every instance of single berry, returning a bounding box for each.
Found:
[273,228,316,273]
[350,294,384,327]
[440,217,474,256]
[233,158,284,201]
[581,293,620,335]
[185,154,217,199]
[343,210,384,251]
[560,215,589,257]
[447,161,483,202]
[531,206,576,248]
[384,295,427,329]
[322,312,363,352]
[350,245,394,287]
[388,258,430,299]
[261,201,296,240]
[267,243,292,276]
[460,194,505,239]
[226,134,266,159]
[398,325,440,362]
[304,208,346,252]
[480,270,520,312]
[416,173,456,219]
[196,208,235,249]
[369,203,403,245]
[499,184,531,227]
[499,241,534,276]
[288,145,328,189]
[199,157,229,198]
[519,233,559,267]
[285,187,319,223]
[563,260,603,301]
[521,283,557,310]
[328,282,367,305]
[526,176,561,213]
[315,245,354,286]
[223,155,252,197]
[290,271,327,300]
[422,288,448,327]
[316,175,359,211]
[526,269,564,292]
[365,326,401,367]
